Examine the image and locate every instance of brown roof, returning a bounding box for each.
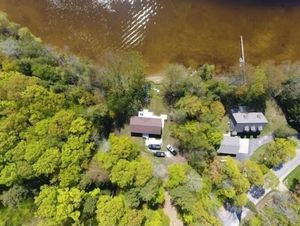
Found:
[130,116,162,135]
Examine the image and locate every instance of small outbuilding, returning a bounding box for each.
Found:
[218,136,250,160]
[218,136,240,157]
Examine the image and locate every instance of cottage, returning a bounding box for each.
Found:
[130,116,162,137]
[230,107,268,136]
[130,110,165,138]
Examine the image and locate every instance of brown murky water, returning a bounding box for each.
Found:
[0,0,300,72]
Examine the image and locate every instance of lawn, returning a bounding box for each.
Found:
[147,83,177,149]
[285,164,300,190]
[261,99,289,136]
[147,83,170,116]
[250,143,268,163]
[219,115,230,134]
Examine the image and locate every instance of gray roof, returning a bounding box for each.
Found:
[130,117,162,135]
[232,112,268,124]
[218,136,240,155]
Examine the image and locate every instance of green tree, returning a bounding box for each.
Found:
[169,185,221,225]
[31,63,60,82]
[110,158,153,189]
[208,157,250,204]
[0,201,35,226]
[235,68,268,110]
[119,209,144,226]
[0,185,28,207]
[140,179,165,207]
[96,195,126,226]
[165,164,189,189]
[169,186,196,222]
[100,51,150,126]
[0,163,18,186]
[264,170,279,189]
[33,147,60,175]
[209,100,225,122]
[80,188,100,224]
[198,64,215,81]
[59,164,82,187]
[1,58,19,72]
[143,209,169,226]
[234,193,248,207]
[175,95,207,121]
[125,178,164,208]
[162,64,188,106]
[34,186,83,224]
[61,135,93,168]
[98,134,140,170]
[48,110,76,139]
[277,76,300,131]
[242,160,264,186]
[110,159,136,188]
[173,121,222,152]
[262,138,297,168]
[133,157,153,187]
[21,85,65,124]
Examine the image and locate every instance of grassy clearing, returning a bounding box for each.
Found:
[147,83,177,149]
[261,99,289,136]
[242,191,276,224]
[256,190,276,210]
[250,143,268,163]
[147,83,170,116]
[219,115,230,134]
[119,83,184,180]
[285,165,300,190]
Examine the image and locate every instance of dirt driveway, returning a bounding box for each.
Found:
[163,192,184,226]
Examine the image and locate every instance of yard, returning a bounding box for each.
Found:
[147,83,170,116]
[118,82,186,180]
[250,143,268,163]
[285,164,300,190]
[147,83,177,149]
[261,99,290,136]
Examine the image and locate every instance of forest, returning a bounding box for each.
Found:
[0,11,299,226]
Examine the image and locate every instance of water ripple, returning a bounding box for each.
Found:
[46,0,161,49]
[120,0,161,49]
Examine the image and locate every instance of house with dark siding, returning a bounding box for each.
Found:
[230,107,268,136]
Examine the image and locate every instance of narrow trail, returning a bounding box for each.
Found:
[146,70,166,83]
[163,192,184,226]
[146,75,164,83]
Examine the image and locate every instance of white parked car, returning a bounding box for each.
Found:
[166,144,177,156]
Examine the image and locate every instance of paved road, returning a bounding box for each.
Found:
[243,144,300,220]
[248,135,273,155]
[274,146,300,181]
[218,138,300,225]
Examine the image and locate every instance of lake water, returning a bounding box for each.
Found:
[1,0,300,72]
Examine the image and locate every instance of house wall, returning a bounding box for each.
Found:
[131,132,162,139]
[234,122,268,133]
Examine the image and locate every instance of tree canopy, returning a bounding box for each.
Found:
[262,138,297,168]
